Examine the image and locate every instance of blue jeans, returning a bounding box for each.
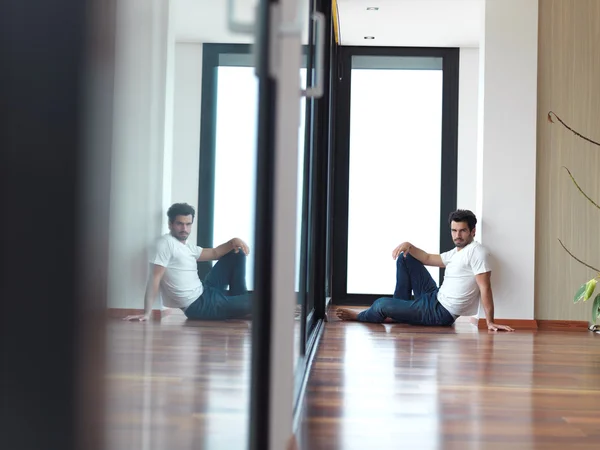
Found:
[184,251,252,320]
[357,253,455,326]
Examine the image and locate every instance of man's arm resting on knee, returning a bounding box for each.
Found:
[198,238,250,261]
[124,264,166,322]
[392,242,445,267]
[476,272,514,332]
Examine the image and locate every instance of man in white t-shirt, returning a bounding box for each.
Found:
[124,203,252,322]
[336,210,514,332]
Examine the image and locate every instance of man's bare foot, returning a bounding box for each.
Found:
[336,308,360,321]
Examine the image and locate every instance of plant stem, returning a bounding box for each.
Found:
[548,111,600,147]
[558,238,600,273]
[562,167,600,210]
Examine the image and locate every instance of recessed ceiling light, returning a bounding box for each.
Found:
[364,36,375,40]
[367,7,379,10]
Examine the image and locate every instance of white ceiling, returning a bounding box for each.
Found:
[337,0,483,47]
[174,0,258,43]
[173,0,482,48]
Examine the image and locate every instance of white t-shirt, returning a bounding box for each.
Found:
[437,241,491,317]
[150,234,204,309]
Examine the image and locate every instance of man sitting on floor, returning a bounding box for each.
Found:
[336,209,514,332]
[124,203,252,322]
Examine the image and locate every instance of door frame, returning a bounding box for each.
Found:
[330,46,460,306]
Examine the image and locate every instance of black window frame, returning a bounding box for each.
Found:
[330,46,459,306]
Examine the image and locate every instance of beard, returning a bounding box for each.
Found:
[454,237,472,248]
[173,231,188,242]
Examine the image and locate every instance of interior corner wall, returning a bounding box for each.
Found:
[478,0,538,320]
[171,42,203,245]
[107,0,172,310]
[457,48,479,213]
[535,0,600,321]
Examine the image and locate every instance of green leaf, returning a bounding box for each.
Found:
[592,294,600,324]
[584,279,597,302]
[574,282,588,303]
[574,279,597,303]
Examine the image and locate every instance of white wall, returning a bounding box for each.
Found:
[457,48,479,213]
[162,1,177,228]
[477,0,538,320]
[107,0,247,311]
[171,43,203,245]
[108,0,174,309]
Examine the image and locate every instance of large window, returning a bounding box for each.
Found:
[199,46,307,292]
[213,66,259,288]
[331,47,459,305]
[347,57,443,294]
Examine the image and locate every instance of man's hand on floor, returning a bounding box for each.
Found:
[123,314,150,322]
[487,322,514,332]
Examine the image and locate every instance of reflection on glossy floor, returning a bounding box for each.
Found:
[298,311,600,450]
[105,311,252,450]
[106,309,303,450]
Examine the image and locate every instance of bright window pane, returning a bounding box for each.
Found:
[296,71,307,293]
[214,67,258,289]
[347,63,443,295]
[213,66,306,291]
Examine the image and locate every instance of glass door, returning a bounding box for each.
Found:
[249,0,311,448]
[293,0,332,404]
[331,47,459,305]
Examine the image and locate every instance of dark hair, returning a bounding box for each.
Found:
[448,209,477,231]
[167,203,195,223]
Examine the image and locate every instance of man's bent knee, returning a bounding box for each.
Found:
[223,250,246,260]
[399,253,424,267]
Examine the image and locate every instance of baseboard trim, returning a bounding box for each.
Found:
[107,308,173,320]
[537,320,590,331]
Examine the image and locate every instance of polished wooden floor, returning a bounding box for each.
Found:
[105,309,600,449]
[297,313,600,450]
[105,311,253,449]
[105,309,301,450]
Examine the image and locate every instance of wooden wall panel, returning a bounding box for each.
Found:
[536,0,600,320]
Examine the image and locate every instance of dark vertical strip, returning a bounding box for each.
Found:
[298,0,323,356]
[311,0,333,323]
[197,45,219,279]
[297,0,314,355]
[75,1,116,449]
[439,48,460,282]
[325,20,339,300]
[331,47,352,303]
[249,0,277,449]
[0,1,95,449]
[293,0,333,421]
